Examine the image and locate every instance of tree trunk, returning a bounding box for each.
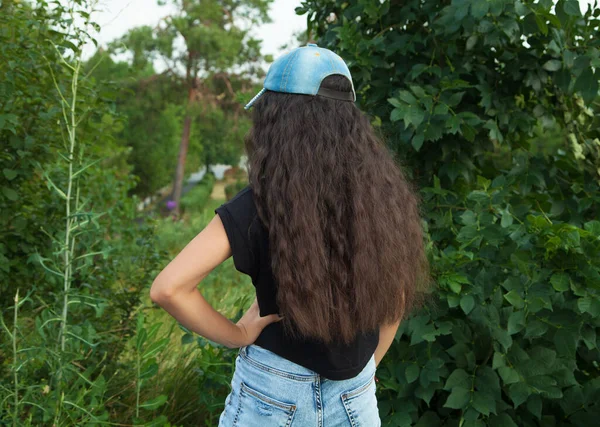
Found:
[171,84,197,217]
[205,154,211,178]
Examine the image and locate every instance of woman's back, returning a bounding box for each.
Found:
[215,186,380,380]
[243,73,427,347]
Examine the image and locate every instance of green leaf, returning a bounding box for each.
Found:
[467,190,489,204]
[553,328,577,358]
[425,122,443,141]
[388,97,403,108]
[412,133,425,151]
[409,314,438,345]
[492,352,506,369]
[466,34,478,50]
[405,105,425,128]
[415,383,438,405]
[405,364,420,383]
[534,14,548,35]
[574,68,599,104]
[501,210,513,228]
[514,1,530,16]
[398,90,417,104]
[447,294,460,308]
[461,210,478,226]
[136,313,145,335]
[457,224,480,244]
[146,322,163,342]
[498,366,520,385]
[2,187,18,201]
[562,0,581,16]
[525,320,548,338]
[504,290,525,309]
[139,394,168,410]
[136,327,147,351]
[447,115,461,134]
[526,394,543,419]
[142,337,169,359]
[443,386,471,409]
[181,333,194,345]
[0,114,18,132]
[472,390,496,415]
[581,326,596,350]
[444,368,470,390]
[409,85,426,98]
[477,175,491,190]
[390,107,404,122]
[542,59,561,71]
[584,220,600,234]
[490,412,519,427]
[434,103,449,115]
[508,382,530,407]
[448,91,465,107]
[578,296,600,316]
[507,311,525,335]
[460,295,475,314]
[550,273,569,292]
[139,360,159,380]
[446,273,470,294]
[531,346,557,369]
[3,169,17,181]
[471,1,489,19]
[460,123,477,141]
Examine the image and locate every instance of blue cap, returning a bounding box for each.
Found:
[244,43,356,110]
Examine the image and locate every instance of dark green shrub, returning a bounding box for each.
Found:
[299,0,600,425]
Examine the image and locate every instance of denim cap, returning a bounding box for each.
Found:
[244,43,356,110]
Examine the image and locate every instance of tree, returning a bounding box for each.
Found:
[152,0,271,216]
[299,0,600,425]
[86,47,193,197]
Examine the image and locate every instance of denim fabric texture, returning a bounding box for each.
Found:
[218,344,380,427]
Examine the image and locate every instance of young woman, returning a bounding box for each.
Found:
[150,44,428,427]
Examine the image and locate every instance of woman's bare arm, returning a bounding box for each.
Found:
[374,319,402,367]
[150,214,280,348]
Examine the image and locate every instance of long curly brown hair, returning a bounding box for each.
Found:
[245,74,429,345]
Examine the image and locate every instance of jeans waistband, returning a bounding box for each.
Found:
[239,344,320,381]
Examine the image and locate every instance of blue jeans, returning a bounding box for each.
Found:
[218,344,381,427]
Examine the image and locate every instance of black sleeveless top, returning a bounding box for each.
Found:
[214,185,379,380]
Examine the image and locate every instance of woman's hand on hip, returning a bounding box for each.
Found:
[235,298,283,347]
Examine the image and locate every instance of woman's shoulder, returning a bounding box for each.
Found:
[216,185,258,225]
[224,185,254,208]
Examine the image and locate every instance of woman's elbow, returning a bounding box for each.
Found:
[150,276,173,303]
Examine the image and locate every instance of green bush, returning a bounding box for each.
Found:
[224,179,247,201]
[0,3,165,424]
[180,172,215,215]
[299,0,600,425]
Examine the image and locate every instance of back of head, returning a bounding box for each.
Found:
[245,74,429,345]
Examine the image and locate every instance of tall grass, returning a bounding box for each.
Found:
[118,183,254,425]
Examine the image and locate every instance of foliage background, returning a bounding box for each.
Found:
[0,0,258,424]
[1,0,599,425]
[298,0,600,425]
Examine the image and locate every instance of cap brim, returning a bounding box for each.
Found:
[244,88,266,110]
